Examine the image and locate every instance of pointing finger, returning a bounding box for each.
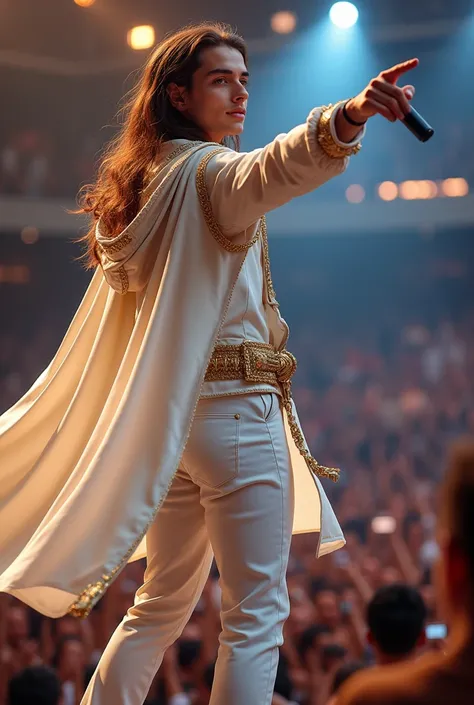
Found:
[380,58,419,84]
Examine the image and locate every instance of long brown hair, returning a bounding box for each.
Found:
[76,22,248,269]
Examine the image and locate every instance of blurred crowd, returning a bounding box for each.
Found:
[1,231,473,704]
[0,128,100,200]
[0,115,473,200]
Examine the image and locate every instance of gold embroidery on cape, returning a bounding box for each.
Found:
[196,148,262,253]
[68,469,177,618]
[98,143,200,257]
[317,104,362,160]
[118,266,129,295]
[67,227,250,618]
[69,139,342,617]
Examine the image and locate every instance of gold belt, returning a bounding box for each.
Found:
[205,341,339,482]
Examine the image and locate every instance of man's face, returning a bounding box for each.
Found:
[60,640,86,679]
[172,45,249,143]
[7,606,28,644]
[315,590,340,629]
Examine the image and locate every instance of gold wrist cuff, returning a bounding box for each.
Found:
[316,103,362,160]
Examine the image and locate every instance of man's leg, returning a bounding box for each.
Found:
[183,392,295,705]
[81,468,212,705]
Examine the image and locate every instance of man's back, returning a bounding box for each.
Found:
[336,648,474,705]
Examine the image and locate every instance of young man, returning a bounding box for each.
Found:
[0,22,418,705]
[337,440,474,705]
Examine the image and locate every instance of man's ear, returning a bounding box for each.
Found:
[167,83,187,112]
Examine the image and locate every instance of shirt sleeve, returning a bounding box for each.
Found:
[200,102,365,238]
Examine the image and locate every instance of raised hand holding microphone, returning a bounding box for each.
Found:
[335,58,434,143]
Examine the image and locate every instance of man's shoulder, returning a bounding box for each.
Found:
[336,653,444,705]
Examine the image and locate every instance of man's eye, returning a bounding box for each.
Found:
[213,78,226,84]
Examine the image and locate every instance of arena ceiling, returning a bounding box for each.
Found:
[1,0,472,65]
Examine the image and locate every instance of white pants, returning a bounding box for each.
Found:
[81,392,295,705]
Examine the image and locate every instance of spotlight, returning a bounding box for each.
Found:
[329,2,359,29]
[378,181,398,201]
[399,180,421,200]
[127,25,155,51]
[21,226,39,245]
[345,184,365,203]
[74,0,95,7]
[441,178,469,197]
[271,11,297,34]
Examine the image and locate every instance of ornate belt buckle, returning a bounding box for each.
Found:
[241,341,277,384]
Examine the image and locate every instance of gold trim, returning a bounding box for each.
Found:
[100,234,132,255]
[118,265,129,295]
[246,216,338,481]
[280,378,339,483]
[97,143,206,257]
[139,142,212,203]
[67,232,250,618]
[68,468,177,618]
[260,215,278,306]
[204,341,339,483]
[205,341,282,385]
[196,149,262,253]
[317,104,362,160]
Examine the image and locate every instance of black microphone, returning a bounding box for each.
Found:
[402,106,434,142]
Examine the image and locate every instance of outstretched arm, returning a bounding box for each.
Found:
[201,58,418,237]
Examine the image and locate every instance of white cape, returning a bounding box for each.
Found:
[0,141,343,618]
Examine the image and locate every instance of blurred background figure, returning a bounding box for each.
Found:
[7,665,62,705]
[336,440,474,704]
[366,584,427,665]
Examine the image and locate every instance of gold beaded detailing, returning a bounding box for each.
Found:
[205,341,283,386]
[98,234,132,256]
[258,218,336,479]
[204,341,340,483]
[97,142,204,257]
[260,215,278,306]
[280,383,339,483]
[118,266,129,295]
[68,467,178,618]
[316,104,362,160]
[196,149,262,253]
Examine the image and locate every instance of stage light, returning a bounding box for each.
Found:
[399,180,421,200]
[74,0,96,7]
[0,265,30,284]
[418,180,438,199]
[399,180,439,200]
[271,11,297,34]
[329,2,359,29]
[441,178,469,197]
[345,184,365,203]
[21,226,39,245]
[378,181,398,201]
[127,25,155,51]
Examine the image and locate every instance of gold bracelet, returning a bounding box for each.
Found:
[316,103,362,160]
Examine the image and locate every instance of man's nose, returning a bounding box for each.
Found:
[235,85,248,101]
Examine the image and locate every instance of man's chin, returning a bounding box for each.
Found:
[226,123,245,136]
